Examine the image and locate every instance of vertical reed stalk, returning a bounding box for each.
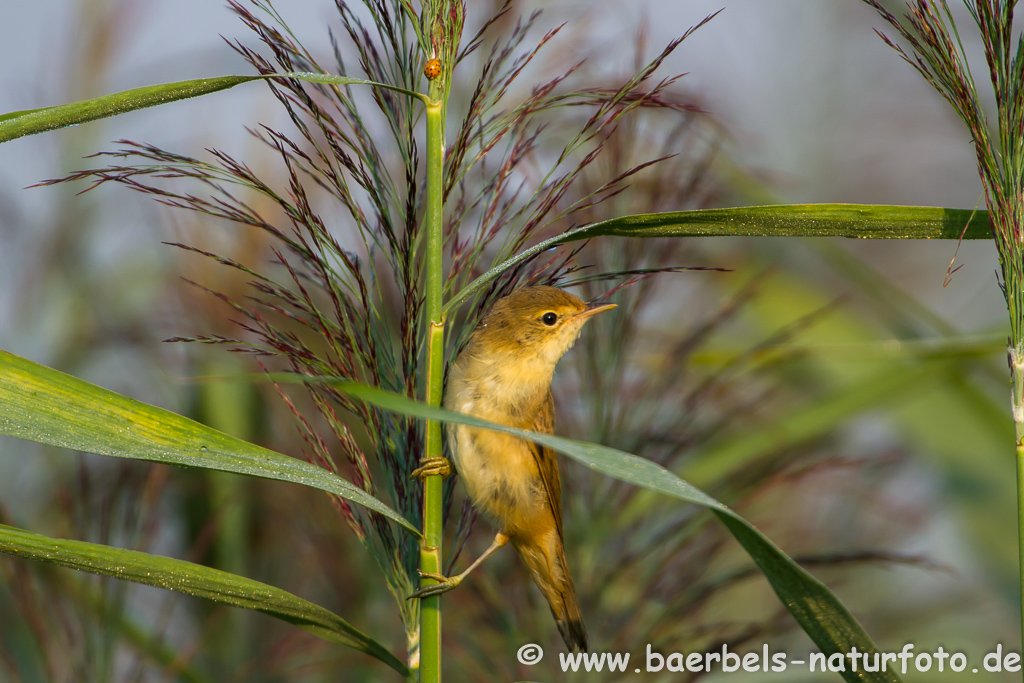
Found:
[1012,344,1024,651]
[865,0,1024,655]
[418,87,446,682]
[201,358,253,671]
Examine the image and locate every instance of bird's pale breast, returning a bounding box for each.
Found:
[448,394,549,535]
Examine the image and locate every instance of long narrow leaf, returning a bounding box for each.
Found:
[283,376,900,683]
[683,364,939,487]
[0,72,427,144]
[0,524,407,677]
[0,350,418,535]
[73,583,220,683]
[443,204,993,314]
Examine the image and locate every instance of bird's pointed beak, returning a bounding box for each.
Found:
[576,301,617,321]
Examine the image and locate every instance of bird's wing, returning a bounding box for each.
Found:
[529,390,563,539]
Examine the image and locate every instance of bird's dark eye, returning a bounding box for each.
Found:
[541,312,558,326]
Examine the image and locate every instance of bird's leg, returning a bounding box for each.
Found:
[411,456,451,480]
[408,532,509,600]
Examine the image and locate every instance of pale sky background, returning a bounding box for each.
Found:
[0,0,1006,344]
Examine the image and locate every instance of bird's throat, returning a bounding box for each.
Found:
[447,351,555,427]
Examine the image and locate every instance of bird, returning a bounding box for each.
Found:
[410,285,615,653]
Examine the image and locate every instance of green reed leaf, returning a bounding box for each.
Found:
[280,375,901,683]
[684,364,938,487]
[444,203,992,315]
[0,72,428,144]
[0,350,418,535]
[0,524,407,677]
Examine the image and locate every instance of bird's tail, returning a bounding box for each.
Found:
[514,536,588,653]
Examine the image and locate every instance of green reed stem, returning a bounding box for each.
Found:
[419,93,445,683]
[1011,343,1024,660]
[200,358,254,671]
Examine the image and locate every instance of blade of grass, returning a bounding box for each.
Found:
[200,357,254,669]
[683,363,939,488]
[0,349,418,535]
[689,333,1006,366]
[443,204,993,316]
[274,374,901,683]
[0,72,428,144]
[73,584,216,683]
[0,524,408,677]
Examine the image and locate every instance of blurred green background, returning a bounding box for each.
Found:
[0,1,1017,681]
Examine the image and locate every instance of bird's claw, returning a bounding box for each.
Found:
[407,571,461,600]
[411,456,451,480]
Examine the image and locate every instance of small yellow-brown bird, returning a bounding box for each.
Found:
[412,285,615,653]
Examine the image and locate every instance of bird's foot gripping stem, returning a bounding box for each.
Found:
[411,456,451,480]
[407,532,509,600]
[407,571,462,600]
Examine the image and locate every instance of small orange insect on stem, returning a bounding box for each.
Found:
[424,58,441,80]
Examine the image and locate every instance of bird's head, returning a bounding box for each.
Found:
[470,286,616,367]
